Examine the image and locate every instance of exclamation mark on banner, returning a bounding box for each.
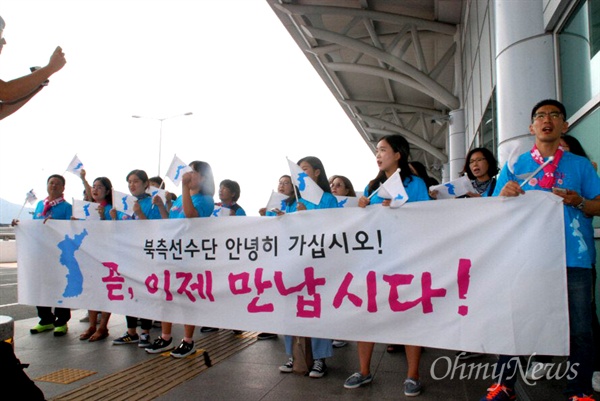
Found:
[457,258,472,316]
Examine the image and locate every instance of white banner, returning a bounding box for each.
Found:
[16,191,568,355]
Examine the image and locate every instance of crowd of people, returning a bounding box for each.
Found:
[5,64,600,399]
[3,11,596,401]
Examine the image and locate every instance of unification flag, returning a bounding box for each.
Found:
[147,186,167,205]
[211,206,232,218]
[165,154,193,187]
[265,191,288,212]
[286,157,323,205]
[66,154,84,176]
[334,195,359,208]
[72,199,102,220]
[112,189,137,216]
[25,189,37,205]
[429,175,476,199]
[377,169,408,208]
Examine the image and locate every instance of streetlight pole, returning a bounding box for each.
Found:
[132,112,193,176]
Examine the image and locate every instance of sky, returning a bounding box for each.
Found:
[0,0,376,219]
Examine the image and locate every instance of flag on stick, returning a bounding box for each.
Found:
[334,195,359,208]
[112,189,137,216]
[265,191,288,212]
[165,154,193,187]
[17,189,38,219]
[376,169,409,208]
[429,175,476,199]
[211,206,232,218]
[66,154,84,176]
[25,189,37,205]
[147,186,167,205]
[287,157,323,205]
[72,199,101,220]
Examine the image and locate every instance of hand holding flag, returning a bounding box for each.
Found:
[72,199,102,220]
[147,186,167,205]
[429,175,476,199]
[65,154,84,176]
[373,168,409,208]
[112,189,137,216]
[166,154,193,187]
[265,190,288,211]
[287,157,323,205]
[17,189,38,219]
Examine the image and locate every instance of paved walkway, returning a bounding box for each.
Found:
[5,310,572,400]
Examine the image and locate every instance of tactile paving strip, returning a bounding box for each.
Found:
[35,368,97,384]
[49,330,258,401]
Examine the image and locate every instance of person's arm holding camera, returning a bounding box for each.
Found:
[0,46,66,120]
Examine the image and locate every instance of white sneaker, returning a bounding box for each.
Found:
[592,371,600,392]
[525,361,551,380]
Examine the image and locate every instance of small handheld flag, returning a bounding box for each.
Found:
[165,154,193,187]
[17,189,38,219]
[147,186,167,205]
[287,157,323,205]
[212,206,232,217]
[72,199,102,220]
[25,189,37,205]
[429,175,476,199]
[66,154,84,176]
[376,168,408,208]
[334,195,359,208]
[265,191,288,211]
[112,189,137,216]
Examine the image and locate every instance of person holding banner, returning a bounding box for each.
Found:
[215,179,246,217]
[478,99,600,401]
[329,175,356,198]
[259,175,299,217]
[256,174,298,341]
[78,173,115,342]
[110,169,161,348]
[145,161,215,358]
[201,178,245,331]
[279,156,339,378]
[12,174,73,337]
[328,174,356,348]
[345,134,430,396]
[458,147,498,198]
[408,161,439,195]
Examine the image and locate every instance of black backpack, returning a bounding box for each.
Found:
[0,341,45,400]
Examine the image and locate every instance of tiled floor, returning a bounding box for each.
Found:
[8,310,571,400]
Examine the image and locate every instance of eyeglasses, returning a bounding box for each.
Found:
[533,112,563,121]
[469,158,486,165]
[330,183,345,188]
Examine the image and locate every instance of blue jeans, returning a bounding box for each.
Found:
[284,335,333,360]
[495,268,594,396]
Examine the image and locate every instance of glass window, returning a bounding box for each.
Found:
[559,1,600,113]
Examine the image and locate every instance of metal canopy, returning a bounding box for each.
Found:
[267,0,464,180]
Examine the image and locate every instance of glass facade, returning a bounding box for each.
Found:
[559,1,599,113]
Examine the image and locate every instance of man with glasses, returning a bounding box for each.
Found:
[479,99,600,401]
[0,15,66,120]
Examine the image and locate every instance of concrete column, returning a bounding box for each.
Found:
[494,0,558,167]
[448,109,466,179]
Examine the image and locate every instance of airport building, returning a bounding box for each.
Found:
[268,0,599,260]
